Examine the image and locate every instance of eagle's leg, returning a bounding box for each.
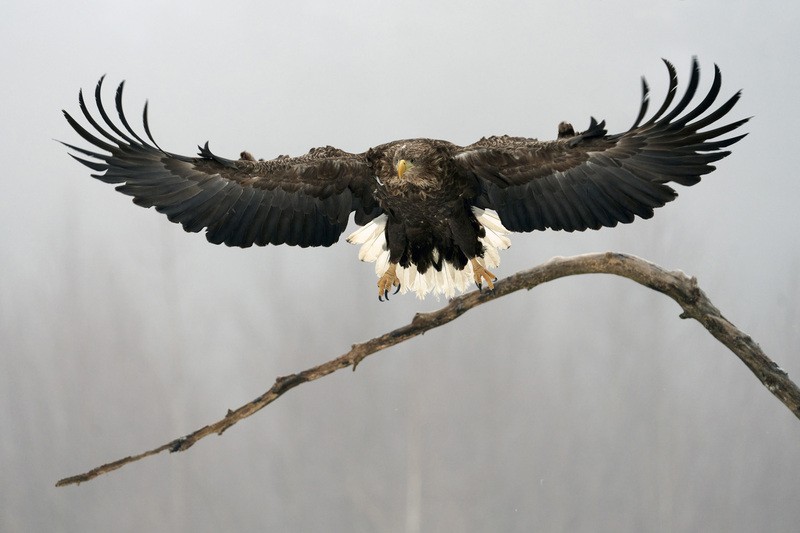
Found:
[377,263,401,301]
[470,258,497,292]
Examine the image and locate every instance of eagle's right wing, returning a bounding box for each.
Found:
[62,77,380,248]
[455,59,749,233]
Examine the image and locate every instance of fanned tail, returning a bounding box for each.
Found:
[346,208,511,299]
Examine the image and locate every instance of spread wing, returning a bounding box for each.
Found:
[455,58,749,232]
[62,77,380,248]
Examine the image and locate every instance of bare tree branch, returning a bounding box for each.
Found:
[56,252,800,487]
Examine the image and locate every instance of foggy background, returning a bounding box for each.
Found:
[2,1,799,531]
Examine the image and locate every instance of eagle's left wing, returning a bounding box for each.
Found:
[62,77,380,248]
[454,59,749,233]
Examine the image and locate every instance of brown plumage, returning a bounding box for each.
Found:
[62,58,748,300]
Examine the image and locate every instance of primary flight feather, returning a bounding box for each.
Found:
[62,58,748,300]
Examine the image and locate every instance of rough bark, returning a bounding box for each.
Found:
[56,252,800,487]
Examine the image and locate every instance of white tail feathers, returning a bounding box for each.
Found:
[346,208,511,299]
[346,217,387,262]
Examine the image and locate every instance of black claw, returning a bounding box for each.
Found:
[477,282,483,292]
[393,283,401,295]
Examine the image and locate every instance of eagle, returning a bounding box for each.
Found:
[62,58,748,300]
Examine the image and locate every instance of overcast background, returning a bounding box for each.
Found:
[2,1,799,531]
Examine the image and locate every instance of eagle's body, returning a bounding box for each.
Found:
[373,140,484,270]
[62,59,748,299]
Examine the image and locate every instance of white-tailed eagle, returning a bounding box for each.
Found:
[62,58,748,300]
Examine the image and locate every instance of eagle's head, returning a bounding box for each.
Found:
[390,141,447,190]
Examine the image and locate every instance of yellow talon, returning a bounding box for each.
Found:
[377,263,400,301]
[470,258,496,291]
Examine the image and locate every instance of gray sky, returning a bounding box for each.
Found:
[2,1,799,531]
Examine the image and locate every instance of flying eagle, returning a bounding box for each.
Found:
[62,59,747,300]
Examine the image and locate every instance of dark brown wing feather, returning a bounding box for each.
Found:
[456,58,749,232]
[62,77,380,248]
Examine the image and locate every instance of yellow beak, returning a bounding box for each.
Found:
[396,159,407,178]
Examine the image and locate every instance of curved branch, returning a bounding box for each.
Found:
[56,252,800,487]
